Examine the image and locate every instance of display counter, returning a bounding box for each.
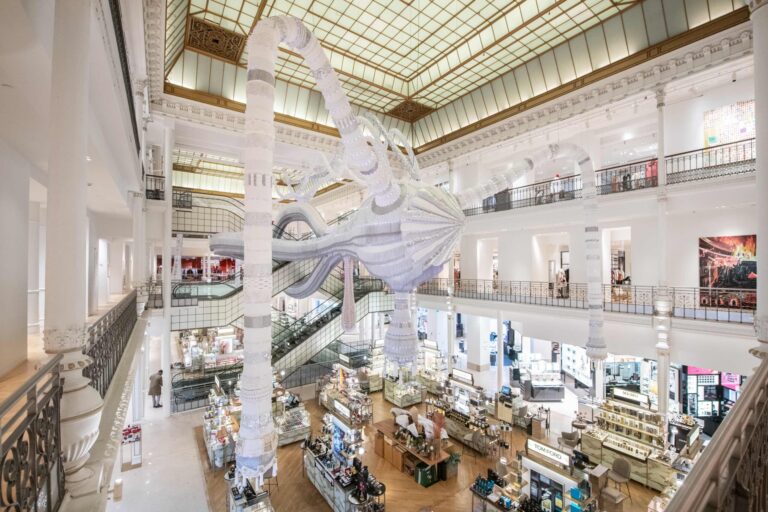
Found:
[228,480,274,512]
[203,389,241,469]
[319,386,373,427]
[373,420,454,485]
[180,327,244,370]
[383,378,423,408]
[521,371,564,402]
[357,367,383,393]
[417,370,445,396]
[581,430,676,491]
[273,403,312,446]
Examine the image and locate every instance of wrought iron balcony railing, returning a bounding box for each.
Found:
[0,354,65,512]
[462,138,755,217]
[665,138,756,184]
[417,278,755,324]
[84,290,139,398]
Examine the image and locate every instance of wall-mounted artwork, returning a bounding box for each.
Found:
[698,235,756,309]
[703,100,755,147]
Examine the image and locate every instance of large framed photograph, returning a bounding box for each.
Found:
[698,235,756,309]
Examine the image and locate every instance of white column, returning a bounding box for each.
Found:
[28,202,42,334]
[97,239,109,308]
[496,310,504,392]
[86,215,98,316]
[108,238,125,295]
[39,206,47,328]
[0,157,28,376]
[131,191,146,287]
[161,124,174,417]
[43,0,102,494]
[751,0,768,360]
[654,88,672,417]
[582,146,608,400]
[132,335,147,424]
[466,314,490,372]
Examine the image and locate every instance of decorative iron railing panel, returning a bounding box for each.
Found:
[461,139,755,217]
[417,278,754,324]
[84,290,138,398]
[0,354,65,512]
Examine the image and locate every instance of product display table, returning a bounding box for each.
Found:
[373,420,452,484]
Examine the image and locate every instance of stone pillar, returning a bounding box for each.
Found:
[466,314,490,372]
[131,191,146,287]
[0,157,28,376]
[132,335,147,424]
[28,202,42,334]
[582,146,608,399]
[161,124,174,417]
[751,0,768,360]
[108,238,125,295]
[496,310,504,392]
[654,88,672,416]
[43,0,102,494]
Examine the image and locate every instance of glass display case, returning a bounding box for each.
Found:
[273,391,311,446]
[319,367,374,426]
[417,340,448,396]
[383,377,423,408]
[203,387,241,469]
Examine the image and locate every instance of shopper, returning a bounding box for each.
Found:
[149,369,163,408]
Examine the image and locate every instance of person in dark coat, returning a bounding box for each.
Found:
[149,370,163,407]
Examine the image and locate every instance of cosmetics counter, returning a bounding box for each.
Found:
[319,367,374,427]
[417,340,448,396]
[580,390,679,491]
[383,377,424,408]
[203,387,241,469]
[272,391,311,446]
[470,439,600,512]
[521,370,564,403]
[425,385,500,457]
[303,413,386,512]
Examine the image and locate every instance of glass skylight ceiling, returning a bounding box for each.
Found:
[163,0,745,148]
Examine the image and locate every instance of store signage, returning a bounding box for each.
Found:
[527,439,570,467]
[612,388,649,407]
[722,372,741,391]
[452,369,473,384]
[687,366,717,375]
[334,400,351,418]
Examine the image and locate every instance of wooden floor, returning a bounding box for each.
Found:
[199,392,659,512]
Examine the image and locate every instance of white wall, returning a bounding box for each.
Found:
[665,79,754,155]
[97,238,109,308]
[0,162,29,376]
[108,239,125,294]
[477,238,497,280]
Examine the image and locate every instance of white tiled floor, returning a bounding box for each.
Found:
[106,328,210,512]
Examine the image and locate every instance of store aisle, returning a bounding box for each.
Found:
[107,327,210,512]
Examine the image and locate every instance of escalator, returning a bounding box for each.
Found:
[168,193,380,407]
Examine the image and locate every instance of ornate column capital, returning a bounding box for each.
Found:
[655,88,666,108]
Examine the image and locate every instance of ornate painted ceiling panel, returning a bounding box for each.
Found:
[161,0,747,150]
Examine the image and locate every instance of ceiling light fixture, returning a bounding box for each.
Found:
[86,155,92,162]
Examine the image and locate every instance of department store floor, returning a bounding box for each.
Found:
[107,331,658,512]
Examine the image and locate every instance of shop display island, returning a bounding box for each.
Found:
[373,420,456,486]
[580,430,676,491]
[203,389,241,469]
[228,480,274,512]
[272,393,311,446]
[417,340,448,396]
[303,413,386,512]
[383,378,423,408]
[521,371,564,402]
[319,368,374,427]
